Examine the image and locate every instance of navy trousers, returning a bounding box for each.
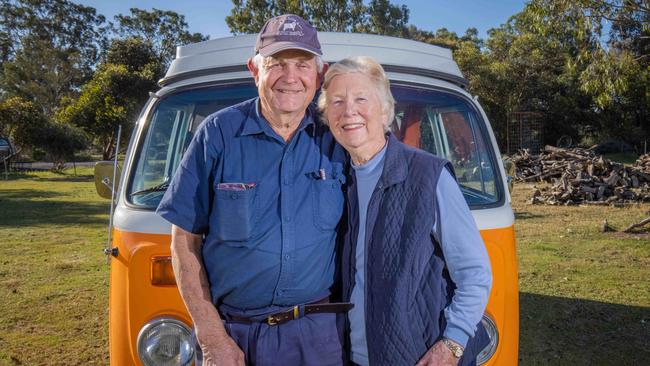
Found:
[194,304,346,366]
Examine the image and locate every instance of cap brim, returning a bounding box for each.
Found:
[258,41,322,57]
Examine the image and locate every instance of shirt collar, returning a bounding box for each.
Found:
[239,98,316,138]
[351,140,388,175]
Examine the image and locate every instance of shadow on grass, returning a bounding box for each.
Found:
[34,175,93,182]
[0,189,64,200]
[0,189,108,227]
[515,211,544,220]
[520,292,650,365]
[1,171,38,180]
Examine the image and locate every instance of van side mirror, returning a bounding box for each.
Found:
[94,161,122,199]
[502,158,515,194]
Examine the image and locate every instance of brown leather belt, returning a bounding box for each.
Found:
[227,299,354,326]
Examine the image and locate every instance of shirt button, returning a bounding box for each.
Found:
[230,193,237,199]
[284,254,290,260]
[286,216,292,222]
[284,178,290,185]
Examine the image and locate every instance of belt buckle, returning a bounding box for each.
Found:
[266,316,278,326]
[266,305,299,326]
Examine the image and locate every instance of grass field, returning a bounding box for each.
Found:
[0,168,109,365]
[513,183,650,365]
[0,168,648,365]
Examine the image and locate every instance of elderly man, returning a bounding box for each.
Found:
[157,14,349,366]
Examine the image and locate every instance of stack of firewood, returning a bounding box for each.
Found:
[512,146,650,205]
[634,154,650,171]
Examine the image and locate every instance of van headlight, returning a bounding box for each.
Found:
[137,317,194,366]
[476,314,499,365]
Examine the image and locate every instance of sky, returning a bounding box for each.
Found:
[75,0,528,40]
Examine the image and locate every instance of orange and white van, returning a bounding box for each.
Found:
[95,33,518,366]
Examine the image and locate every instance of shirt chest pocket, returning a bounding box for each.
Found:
[212,184,258,243]
[312,177,344,232]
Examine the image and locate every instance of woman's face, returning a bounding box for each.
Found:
[325,72,388,159]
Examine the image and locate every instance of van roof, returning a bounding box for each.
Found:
[160,32,467,88]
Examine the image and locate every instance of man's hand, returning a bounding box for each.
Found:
[196,329,245,366]
[415,340,459,366]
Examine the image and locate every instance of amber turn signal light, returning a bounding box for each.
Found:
[151,256,176,286]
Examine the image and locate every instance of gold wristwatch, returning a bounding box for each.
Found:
[442,338,464,358]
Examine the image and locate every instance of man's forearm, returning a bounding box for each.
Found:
[170,225,226,337]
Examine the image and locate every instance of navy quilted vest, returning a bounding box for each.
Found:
[341,134,489,366]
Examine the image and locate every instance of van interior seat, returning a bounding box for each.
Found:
[401,105,422,149]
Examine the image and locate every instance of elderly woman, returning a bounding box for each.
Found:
[317,56,492,366]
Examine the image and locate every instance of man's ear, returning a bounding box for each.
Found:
[247,57,260,85]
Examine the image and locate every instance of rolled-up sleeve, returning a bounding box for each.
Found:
[156,122,220,235]
[432,169,492,347]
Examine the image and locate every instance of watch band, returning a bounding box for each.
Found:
[442,337,465,358]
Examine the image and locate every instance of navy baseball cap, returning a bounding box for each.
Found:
[255,14,322,57]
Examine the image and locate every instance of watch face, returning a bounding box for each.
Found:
[444,339,464,358]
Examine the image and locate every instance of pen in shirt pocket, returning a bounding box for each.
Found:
[319,168,327,180]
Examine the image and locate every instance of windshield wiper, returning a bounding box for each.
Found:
[131,181,170,196]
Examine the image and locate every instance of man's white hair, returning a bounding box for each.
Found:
[251,53,325,73]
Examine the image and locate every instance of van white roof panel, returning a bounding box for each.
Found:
[163,32,465,87]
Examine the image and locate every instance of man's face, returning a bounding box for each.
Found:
[249,49,320,117]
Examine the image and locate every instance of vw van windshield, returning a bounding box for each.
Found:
[128,82,501,208]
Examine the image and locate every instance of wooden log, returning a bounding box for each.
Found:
[597,185,606,199]
[582,201,611,205]
[605,172,620,186]
[581,186,597,194]
[623,216,650,233]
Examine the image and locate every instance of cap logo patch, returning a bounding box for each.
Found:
[280,18,303,36]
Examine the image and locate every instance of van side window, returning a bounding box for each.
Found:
[392,85,501,207]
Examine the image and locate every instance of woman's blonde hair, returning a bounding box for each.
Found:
[317,56,395,131]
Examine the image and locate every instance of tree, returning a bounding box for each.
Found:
[37,122,87,171]
[231,0,267,32]
[0,96,46,145]
[304,0,360,32]
[112,8,208,68]
[1,36,86,116]
[0,0,108,113]
[515,0,649,146]
[106,37,164,75]
[609,0,649,62]
[0,96,86,167]
[408,26,461,50]
[57,38,160,159]
[226,0,407,36]
[362,0,409,37]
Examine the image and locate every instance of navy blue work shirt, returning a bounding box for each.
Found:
[157,98,347,310]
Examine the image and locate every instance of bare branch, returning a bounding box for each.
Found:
[623,216,650,233]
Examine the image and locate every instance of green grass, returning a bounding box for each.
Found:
[0,172,648,365]
[0,168,109,366]
[513,183,650,365]
[603,152,639,165]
